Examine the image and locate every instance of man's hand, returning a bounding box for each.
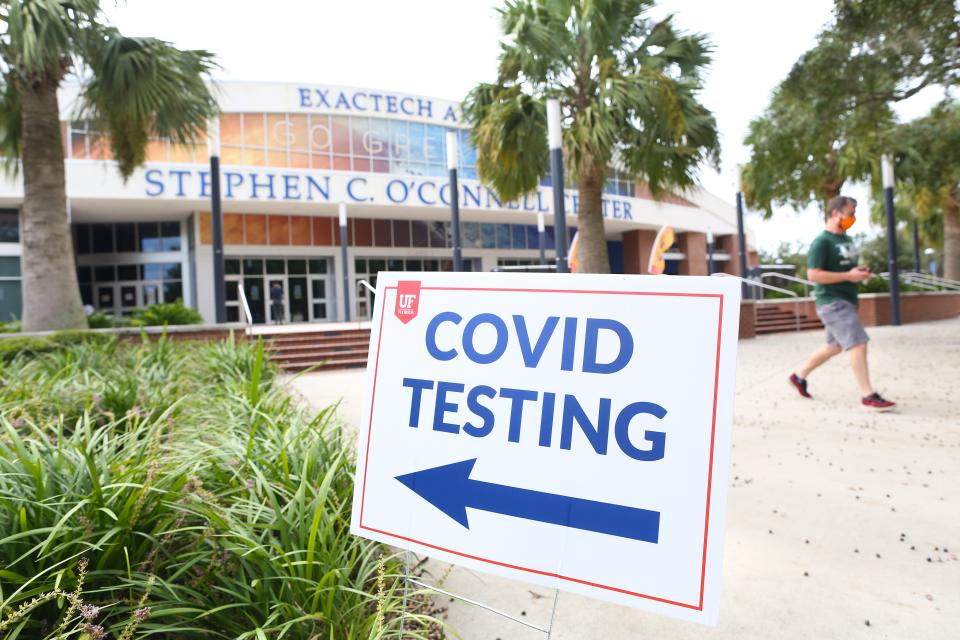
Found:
[847,266,872,283]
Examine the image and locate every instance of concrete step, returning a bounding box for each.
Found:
[269,338,370,353]
[273,349,369,363]
[282,357,368,373]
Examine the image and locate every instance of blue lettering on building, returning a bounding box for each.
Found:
[141,169,634,221]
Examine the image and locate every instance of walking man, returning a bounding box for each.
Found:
[789,195,896,411]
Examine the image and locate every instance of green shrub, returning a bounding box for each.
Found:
[0,338,442,639]
[0,318,20,333]
[130,300,203,327]
[86,310,127,329]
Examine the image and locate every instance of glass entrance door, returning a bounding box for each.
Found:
[288,277,308,322]
[225,257,333,324]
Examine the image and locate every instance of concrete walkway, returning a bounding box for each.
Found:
[285,319,960,639]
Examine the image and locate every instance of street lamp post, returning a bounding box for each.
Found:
[706,228,715,275]
[208,118,226,323]
[734,166,750,299]
[546,98,569,273]
[446,131,463,272]
[339,202,350,322]
[912,218,921,273]
[881,154,901,326]
[537,210,546,266]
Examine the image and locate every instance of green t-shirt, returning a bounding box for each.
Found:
[807,230,859,306]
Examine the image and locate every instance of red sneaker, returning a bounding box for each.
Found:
[862,393,896,412]
[789,373,812,399]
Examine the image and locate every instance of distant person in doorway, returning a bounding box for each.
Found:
[788,196,896,411]
[270,282,284,324]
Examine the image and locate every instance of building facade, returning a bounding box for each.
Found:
[0,81,756,325]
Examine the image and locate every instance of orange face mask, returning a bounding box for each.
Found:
[839,214,856,231]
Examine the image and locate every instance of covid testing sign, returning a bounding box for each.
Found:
[350,272,741,625]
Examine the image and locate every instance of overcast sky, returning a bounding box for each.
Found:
[103,0,935,253]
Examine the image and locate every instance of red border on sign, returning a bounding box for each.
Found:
[358,285,725,612]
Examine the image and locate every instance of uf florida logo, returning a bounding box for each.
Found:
[395,281,421,324]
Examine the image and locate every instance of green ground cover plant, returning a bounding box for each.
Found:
[0,335,442,639]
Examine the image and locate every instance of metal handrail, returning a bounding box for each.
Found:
[237,285,254,330]
[758,272,815,298]
[879,271,960,292]
[899,271,960,292]
[712,273,802,332]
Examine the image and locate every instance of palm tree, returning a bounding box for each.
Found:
[462,0,719,274]
[0,0,218,331]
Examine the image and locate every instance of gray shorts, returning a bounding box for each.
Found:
[816,300,869,350]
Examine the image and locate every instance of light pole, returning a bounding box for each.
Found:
[339,202,350,322]
[734,166,750,299]
[881,154,901,326]
[208,118,226,323]
[546,98,569,273]
[446,131,463,272]
[912,217,921,273]
[537,210,546,266]
[706,228,715,275]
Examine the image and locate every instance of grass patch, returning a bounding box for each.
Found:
[0,336,443,639]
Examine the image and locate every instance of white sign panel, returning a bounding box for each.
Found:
[351,272,741,625]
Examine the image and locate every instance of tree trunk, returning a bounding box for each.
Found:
[574,161,610,274]
[20,77,87,331]
[942,190,960,282]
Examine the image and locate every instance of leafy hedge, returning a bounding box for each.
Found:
[0,337,442,639]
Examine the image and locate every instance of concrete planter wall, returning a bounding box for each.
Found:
[738,292,960,339]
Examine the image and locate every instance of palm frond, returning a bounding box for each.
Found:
[0,76,23,175]
[79,26,219,178]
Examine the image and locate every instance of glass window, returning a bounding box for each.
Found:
[226,280,239,301]
[462,222,480,248]
[405,259,422,271]
[92,224,114,253]
[387,259,404,271]
[79,285,92,306]
[139,223,160,252]
[389,120,409,161]
[429,221,448,248]
[355,258,367,274]
[480,224,496,249]
[226,307,240,322]
[408,123,425,163]
[0,256,20,277]
[411,221,429,248]
[94,265,115,282]
[115,223,136,252]
[368,259,385,275]
[142,263,163,280]
[331,117,351,155]
[242,258,264,275]
[225,259,241,275]
[162,263,182,280]
[311,280,325,298]
[545,226,556,251]
[160,221,181,251]
[425,126,445,164]
[392,220,410,247]
[76,266,91,283]
[308,259,327,274]
[496,224,512,249]
[526,225,539,249]
[422,259,439,272]
[117,264,138,281]
[266,259,285,274]
[0,210,18,243]
[143,284,160,306]
[511,225,526,249]
[74,224,91,254]
[287,259,306,275]
[242,113,265,149]
[163,282,183,303]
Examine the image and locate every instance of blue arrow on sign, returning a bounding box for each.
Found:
[395,458,660,544]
